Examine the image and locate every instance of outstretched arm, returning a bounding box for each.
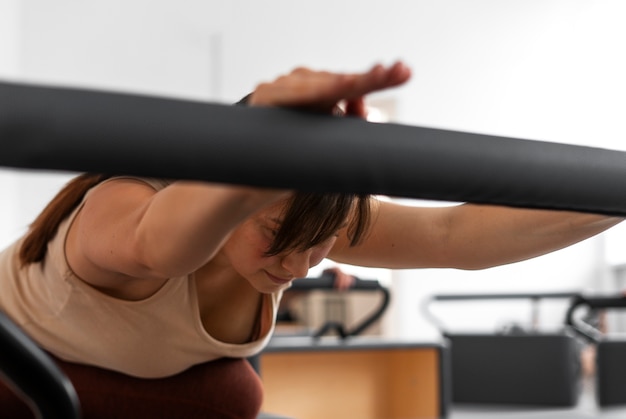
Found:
[329,200,622,270]
[67,62,412,289]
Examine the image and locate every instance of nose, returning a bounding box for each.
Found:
[280,249,312,279]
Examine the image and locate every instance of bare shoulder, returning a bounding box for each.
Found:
[87,177,161,200]
[81,177,162,218]
[65,178,168,298]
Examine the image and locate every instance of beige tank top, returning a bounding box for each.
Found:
[0,177,280,378]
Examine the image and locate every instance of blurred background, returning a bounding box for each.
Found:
[2,0,626,340]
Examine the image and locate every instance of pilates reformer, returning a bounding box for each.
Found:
[566,294,626,407]
[253,274,450,419]
[281,271,391,339]
[248,272,390,374]
[426,292,626,413]
[257,276,446,419]
[0,311,80,419]
[3,80,626,417]
[426,292,582,407]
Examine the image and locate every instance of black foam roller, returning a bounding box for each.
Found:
[1,81,626,215]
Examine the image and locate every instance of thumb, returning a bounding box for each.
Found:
[344,97,368,119]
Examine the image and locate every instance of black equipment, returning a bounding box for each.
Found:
[288,272,391,338]
[427,293,582,407]
[3,81,626,216]
[566,294,626,407]
[0,311,81,419]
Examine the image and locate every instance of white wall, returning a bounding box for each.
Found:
[0,0,20,78]
[5,0,626,338]
[18,0,231,99]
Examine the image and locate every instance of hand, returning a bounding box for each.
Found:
[248,61,411,117]
[323,266,355,291]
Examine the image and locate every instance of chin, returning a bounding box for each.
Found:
[254,280,289,295]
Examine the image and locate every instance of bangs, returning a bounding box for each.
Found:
[265,192,371,256]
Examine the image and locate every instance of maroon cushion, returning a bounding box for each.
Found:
[0,355,263,419]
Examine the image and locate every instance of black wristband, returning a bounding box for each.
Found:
[235,93,252,106]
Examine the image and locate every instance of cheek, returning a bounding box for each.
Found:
[249,237,274,262]
[309,242,335,267]
[225,228,271,262]
[254,234,274,257]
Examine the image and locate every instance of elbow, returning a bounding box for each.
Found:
[453,261,499,271]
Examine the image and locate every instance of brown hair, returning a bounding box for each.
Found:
[265,191,372,256]
[18,173,111,266]
[235,95,371,254]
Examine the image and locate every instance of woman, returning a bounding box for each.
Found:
[0,61,621,418]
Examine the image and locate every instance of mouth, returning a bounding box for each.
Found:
[265,271,293,286]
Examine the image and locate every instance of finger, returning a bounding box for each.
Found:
[385,61,412,87]
[249,61,411,109]
[338,62,411,100]
[344,97,367,118]
[365,61,411,90]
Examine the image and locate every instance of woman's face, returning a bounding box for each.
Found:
[219,200,339,293]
